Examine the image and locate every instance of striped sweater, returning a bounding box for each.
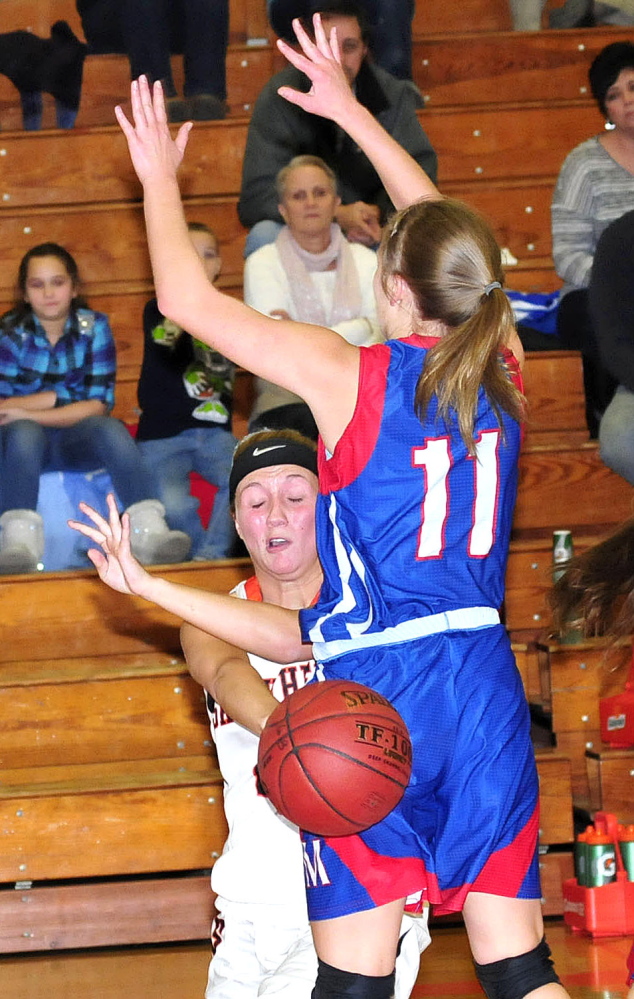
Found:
[551,136,634,296]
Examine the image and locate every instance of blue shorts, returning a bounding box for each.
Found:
[302,624,540,920]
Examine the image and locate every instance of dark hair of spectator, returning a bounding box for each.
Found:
[14,242,88,320]
[187,221,218,242]
[307,1,372,46]
[589,41,634,117]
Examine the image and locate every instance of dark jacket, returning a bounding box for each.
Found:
[238,60,437,229]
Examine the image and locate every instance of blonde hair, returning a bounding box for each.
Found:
[380,198,525,454]
[275,156,338,202]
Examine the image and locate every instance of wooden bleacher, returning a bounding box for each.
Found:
[0,560,249,951]
[0,0,633,952]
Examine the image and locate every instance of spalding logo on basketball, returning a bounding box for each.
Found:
[257,679,412,837]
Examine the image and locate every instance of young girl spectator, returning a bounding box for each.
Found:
[0,242,191,572]
[136,222,236,560]
[73,18,571,999]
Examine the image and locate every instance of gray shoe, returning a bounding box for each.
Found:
[126,499,192,565]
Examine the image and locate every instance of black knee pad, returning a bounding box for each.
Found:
[474,936,561,999]
[311,959,395,999]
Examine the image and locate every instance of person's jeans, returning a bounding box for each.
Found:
[137,427,237,559]
[599,384,634,486]
[122,0,228,99]
[244,220,284,258]
[0,416,153,513]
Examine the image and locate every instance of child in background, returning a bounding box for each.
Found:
[0,242,191,572]
[135,222,237,560]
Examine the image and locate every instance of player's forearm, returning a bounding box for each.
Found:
[143,575,309,663]
[181,625,277,736]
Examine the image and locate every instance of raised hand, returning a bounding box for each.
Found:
[115,76,192,187]
[276,15,358,124]
[68,493,151,597]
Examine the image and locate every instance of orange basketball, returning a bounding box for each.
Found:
[257,680,412,836]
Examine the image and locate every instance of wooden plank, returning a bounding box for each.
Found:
[425,101,604,185]
[586,747,634,822]
[538,849,574,916]
[0,756,227,881]
[0,199,246,295]
[554,728,601,806]
[0,669,212,769]
[512,641,542,704]
[0,122,247,208]
[0,874,213,952]
[536,751,574,844]
[76,47,275,127]
[505,535,619,636]
[514,442,634,535]
[449,177,556,266]
[414,27,634,107]
[413,0,514,33]
[522,350,586,437]
[0,101,601,208]
[546,642,631,734]
[0,560,251,663]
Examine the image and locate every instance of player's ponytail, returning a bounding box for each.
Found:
[381,198,525,454]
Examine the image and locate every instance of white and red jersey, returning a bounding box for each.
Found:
[208,576,316,914]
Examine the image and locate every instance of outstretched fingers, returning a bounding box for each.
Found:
[115,76,192,183]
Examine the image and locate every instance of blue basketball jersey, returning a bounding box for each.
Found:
[300,334,522,658]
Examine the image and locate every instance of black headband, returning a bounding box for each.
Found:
[229,436,318,503]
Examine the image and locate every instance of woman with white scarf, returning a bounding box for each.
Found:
[243,155,381,437]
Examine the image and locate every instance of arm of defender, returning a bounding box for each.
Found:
[277,16,441,211]
[116,77,359,452]
[181,624,279,736]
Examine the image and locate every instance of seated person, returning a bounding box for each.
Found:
[266,0,415,80]
[238,0,436,256]
[588,209,634,485]
[551,41,634,435]
[136,222,237,560]
[243,155,382,436]
[0,242,191,573]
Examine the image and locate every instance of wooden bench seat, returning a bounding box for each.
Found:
[0,559,251,662]
[0,652,212,769]
[414,26,634,108]
[0,755,226,882]
[536,638,632,806]
[0,102,599,208]
[505,531,600,635]
[0,873,215,952]
[586,746,634,822]
[522,349,587,445]
[514,440,634,536]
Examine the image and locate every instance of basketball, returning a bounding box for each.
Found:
[257,680,412,837]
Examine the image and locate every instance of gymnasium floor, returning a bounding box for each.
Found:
[1,921,631,998]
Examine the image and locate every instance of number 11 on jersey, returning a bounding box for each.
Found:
[413,430,500,560]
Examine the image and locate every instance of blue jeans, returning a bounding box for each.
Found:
[0,416,154,513]
[599,385,634,486]
[244,220,284,258]
[137,427,237,559]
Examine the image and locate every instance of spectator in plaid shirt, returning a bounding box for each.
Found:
[0,242,191,573]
